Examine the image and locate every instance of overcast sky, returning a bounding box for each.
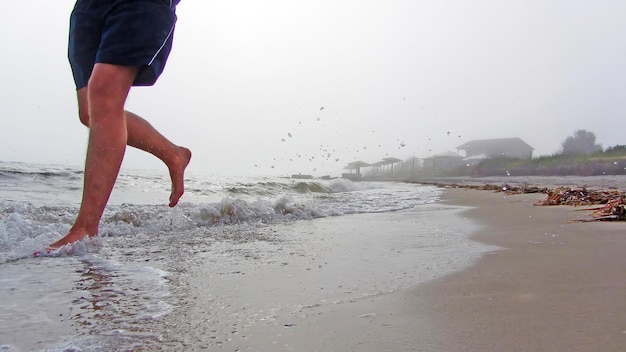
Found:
[1,0,625,176]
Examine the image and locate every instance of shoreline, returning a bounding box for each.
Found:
[4,182,626,351]
[166,201,490,351]
[403,188,626,351]
[224,187,626,351]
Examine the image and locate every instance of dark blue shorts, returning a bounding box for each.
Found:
[68,0,180,89]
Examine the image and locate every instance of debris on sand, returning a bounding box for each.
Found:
[533,187,624,221]
[586,196,625,221]
[534,187,622,207]
[419,181,625,222]
[420,182,548,195]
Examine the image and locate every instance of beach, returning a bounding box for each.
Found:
[163,200,489,351]
[2,164,626,351]
[164,187,626,351]
[414,189,626,352]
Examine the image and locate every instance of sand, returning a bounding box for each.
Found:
[205,188,626,351]
[413,189,626,352]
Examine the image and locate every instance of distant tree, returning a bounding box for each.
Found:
[561,129,602,155]
[605,145,626,155]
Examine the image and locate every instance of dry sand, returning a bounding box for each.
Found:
[357,189,626,352]
[234,188,626,351]
[413,189,626,352]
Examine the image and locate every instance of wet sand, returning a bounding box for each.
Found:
[319,188,626,352]
[168,202,488,351]
[212,188,626,351]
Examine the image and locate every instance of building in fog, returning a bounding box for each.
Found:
[423,151,465,174]
[456,138,534,159]
[342,161,370,180]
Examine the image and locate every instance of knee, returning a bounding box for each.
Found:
[87,78,119,114]
[78,107,90,127]
[87,64,136,118]
[76,87,90,127]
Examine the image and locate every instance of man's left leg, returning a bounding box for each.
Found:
[124,111,192,207]
[75,88,191,207]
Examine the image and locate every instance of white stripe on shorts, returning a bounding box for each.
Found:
[148,23,175,66]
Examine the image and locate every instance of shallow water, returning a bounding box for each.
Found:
[0,161,493,351]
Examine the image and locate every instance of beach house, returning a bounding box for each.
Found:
[456,138,534,159]
[423,151,465,174]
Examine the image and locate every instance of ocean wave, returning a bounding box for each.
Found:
[191,195,325,226]
[0,183,441,262]
[0,161,82,179]
[0,163,442,261]
[291,181,332,193]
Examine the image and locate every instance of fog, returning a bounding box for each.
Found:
[1,0,625,176]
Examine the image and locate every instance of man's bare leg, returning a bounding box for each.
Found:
[49,64,136,249]
[124,111,192,207]
[75,90,191,207]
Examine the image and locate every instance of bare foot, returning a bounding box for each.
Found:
[168,146,192,207]
[48,227,96,250]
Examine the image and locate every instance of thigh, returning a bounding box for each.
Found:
[68,0,108,89]
[68,0,178,89]
[88,63,138,114]
[97,0,178,86]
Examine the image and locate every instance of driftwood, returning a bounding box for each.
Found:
[587,196,625,221]
[418,181,625,222]
[533,187,625,221]
[420,182,548,194]
[534,187,621,206]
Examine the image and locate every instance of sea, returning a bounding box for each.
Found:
[0,161,495,351]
